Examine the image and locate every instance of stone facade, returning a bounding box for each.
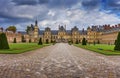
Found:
[26,21,120,44]
[1,20,120,44]
[5,31,22,43]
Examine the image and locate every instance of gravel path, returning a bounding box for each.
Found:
[0,43,120,78]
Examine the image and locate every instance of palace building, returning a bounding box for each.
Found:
[25,20,120,44]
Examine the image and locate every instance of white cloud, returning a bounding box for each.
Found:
[48,10,55,16]
[2,0,120,31]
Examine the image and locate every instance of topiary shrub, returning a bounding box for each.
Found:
[93,41,96,45]
[38,38,42,45]
[13,38,16,43]
[0,33,9,49]
[114,32,120,51]
[82,38,87,45]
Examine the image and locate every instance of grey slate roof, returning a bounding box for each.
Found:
[51,30,58,35]
[39,30,44,35]
[18,30,88,35]
[79,30,87,35]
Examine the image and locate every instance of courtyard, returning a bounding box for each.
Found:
[0,43,120,78]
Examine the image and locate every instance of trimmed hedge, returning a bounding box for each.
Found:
[82,38,87,45]
[0,33,9,49]
[38,38,42,45]
[114,32,120,51]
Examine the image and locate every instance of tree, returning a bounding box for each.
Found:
[46,39,49,44]
[26,26,31,34]
[6,26,16,33]
[0,33,9,49]
[38,38,42,45]
[114,32,120,51]
[13,38,16,43]
[82,38,87,45]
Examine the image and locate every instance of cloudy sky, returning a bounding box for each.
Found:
[0,0,120,31]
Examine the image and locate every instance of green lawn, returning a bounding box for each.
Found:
[74,44,120,55]
[0,43,51,54]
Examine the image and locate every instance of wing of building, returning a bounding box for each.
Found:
[2,20,120,44]
[23,20,120,44]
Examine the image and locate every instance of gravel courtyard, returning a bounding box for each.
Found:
[0,43,120,78]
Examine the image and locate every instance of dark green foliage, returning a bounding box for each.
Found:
[38,38,42,45]
[26,26,31,34]
[46,39,49,44]
[82,38,87,45]
[75,39,79,44]
[0,33,9,49]
[114,32,120,51]
[13,38,16,43]
[6,26,16,33]
[21,35,26,43]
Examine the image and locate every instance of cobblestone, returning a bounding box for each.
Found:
[0,43,120,78]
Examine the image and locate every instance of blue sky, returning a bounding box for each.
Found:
[0,0,120,31]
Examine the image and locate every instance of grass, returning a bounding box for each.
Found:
[74,44,120,55]
[0,43,51,54]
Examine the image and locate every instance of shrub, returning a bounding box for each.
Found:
[114,32,120,51]
[82,38,87,45]
[13,38,16,43]
[0,33,9,49]
[38,38,42,45]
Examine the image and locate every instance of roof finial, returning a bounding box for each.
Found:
[35,18,38,26]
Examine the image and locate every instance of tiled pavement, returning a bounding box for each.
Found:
[0,43,120,78]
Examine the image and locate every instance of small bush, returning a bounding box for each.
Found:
[114,32,120,51]
[13,38,16,43]
[0,33,9,49]
[38,38,42,45]
[82,38,87,45]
